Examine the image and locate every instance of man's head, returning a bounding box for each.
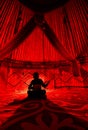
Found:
[33,72,39,79]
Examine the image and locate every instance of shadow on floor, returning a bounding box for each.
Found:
[1,96,88,130]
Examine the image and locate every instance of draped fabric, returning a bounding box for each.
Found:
[1,0,87,60]
[0,0,88,90]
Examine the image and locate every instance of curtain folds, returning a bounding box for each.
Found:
[0,0,88,78]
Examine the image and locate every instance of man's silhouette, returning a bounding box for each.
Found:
[27,72,50,98]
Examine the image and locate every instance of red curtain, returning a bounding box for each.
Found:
[1,0,87,60]
[0,0,88,89]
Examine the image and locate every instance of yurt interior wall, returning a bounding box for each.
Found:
[0,0,88,94]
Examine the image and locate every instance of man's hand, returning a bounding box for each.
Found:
[45,80,50,86]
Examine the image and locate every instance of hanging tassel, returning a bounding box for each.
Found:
[72,59,80,76]
[0,61,9,91]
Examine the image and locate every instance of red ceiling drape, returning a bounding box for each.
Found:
[0,0,87,61]
[0,0,88,89]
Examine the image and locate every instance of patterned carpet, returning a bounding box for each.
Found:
[0,88,88,130]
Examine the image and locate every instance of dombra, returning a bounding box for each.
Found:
[28,84,46,93]
[32,84,41,90]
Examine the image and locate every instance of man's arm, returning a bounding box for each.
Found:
[41,79,50,88]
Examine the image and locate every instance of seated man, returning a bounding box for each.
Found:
[27,72,50,98]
